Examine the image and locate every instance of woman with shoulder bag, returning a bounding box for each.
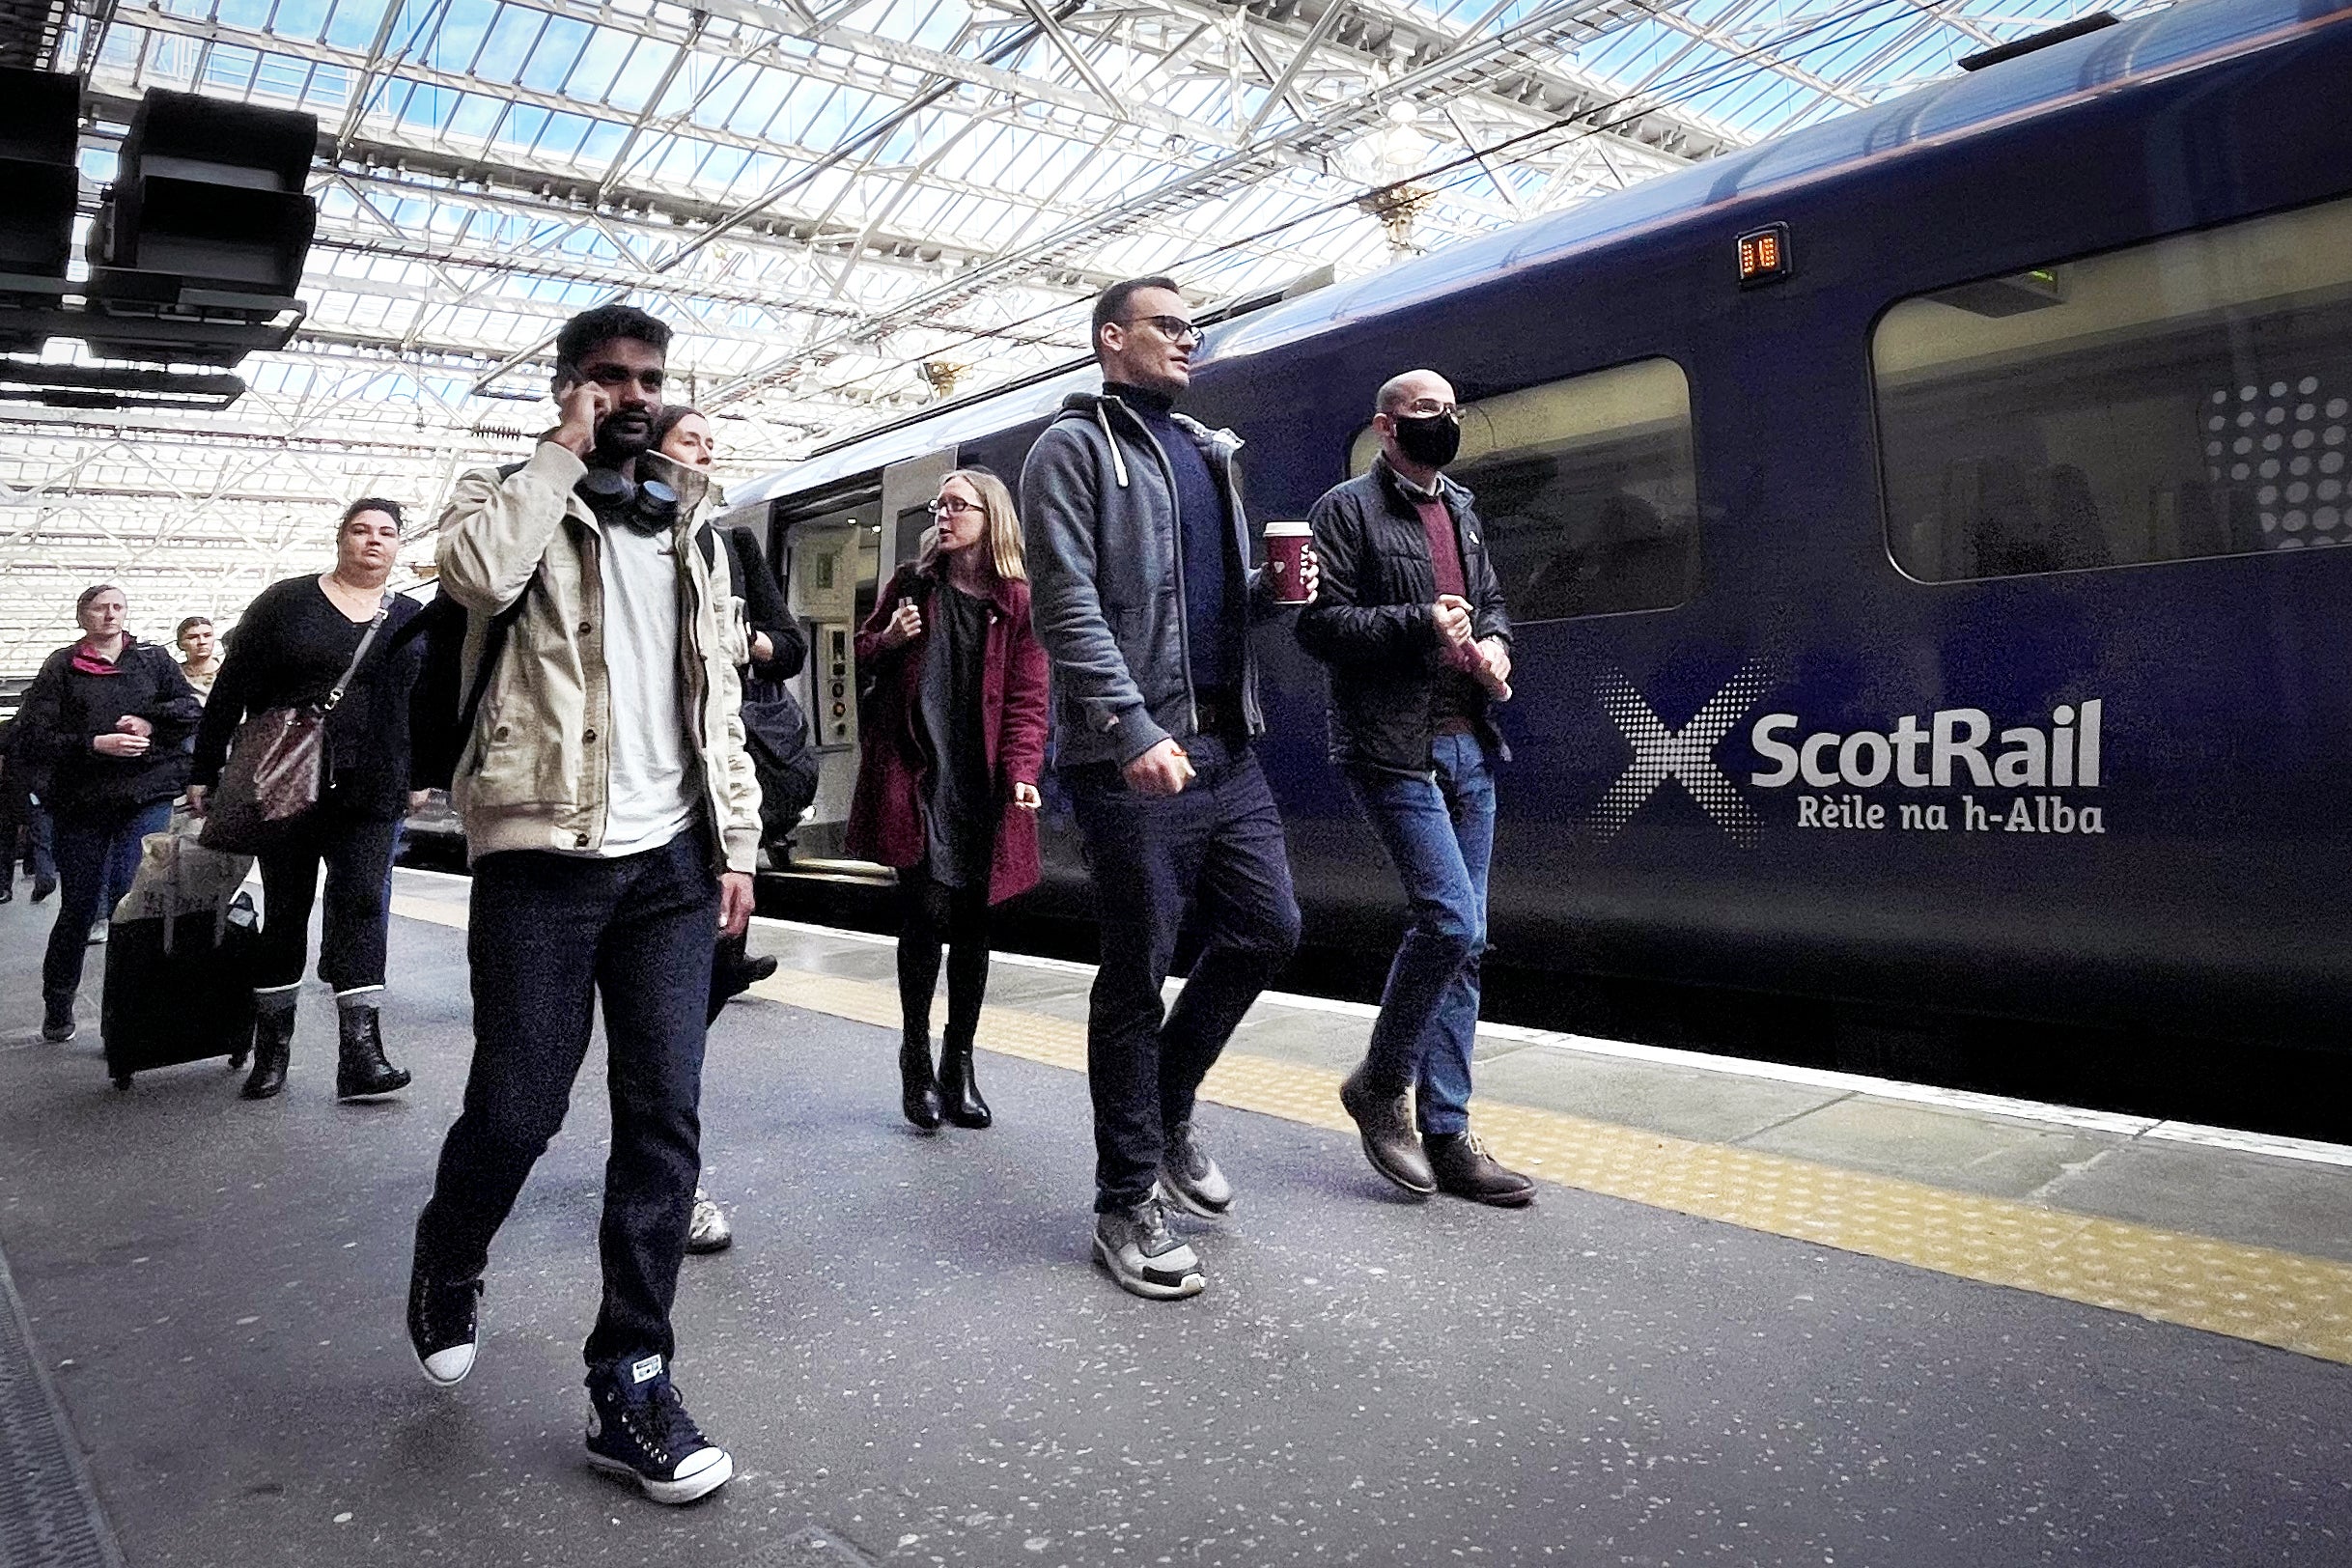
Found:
[15,584,202,1043]
[189,500,425,1102]
[847,467,1050,1132]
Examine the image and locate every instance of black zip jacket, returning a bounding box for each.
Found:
[15,639,202,818]
[1295,458,1512,774]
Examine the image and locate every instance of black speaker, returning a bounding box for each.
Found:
[0,65,78,271]
[83,87,315,361]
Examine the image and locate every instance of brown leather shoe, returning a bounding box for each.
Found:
[1424,1132,1535,1208]
[1339,1066,1435,1195]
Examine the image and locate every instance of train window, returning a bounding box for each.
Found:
[1350,357,1700,621]
[1874,196,2352,580]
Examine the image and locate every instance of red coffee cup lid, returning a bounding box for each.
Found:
[1263,520,1310,537]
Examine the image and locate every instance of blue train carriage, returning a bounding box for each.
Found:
[726,0,2352,1052]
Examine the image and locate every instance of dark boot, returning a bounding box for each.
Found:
[936,1034,992,1130]
[1424,1131,1535,1208]
[241,1003,295,1100]
[899,1031,942,1131]
[336,1003,411,1101]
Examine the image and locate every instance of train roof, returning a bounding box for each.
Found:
[734,0,2346,511]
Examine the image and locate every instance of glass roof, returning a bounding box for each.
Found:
[0,0,2154,666]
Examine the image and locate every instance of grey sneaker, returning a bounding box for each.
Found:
[1092,1195,1205,1301]
[1159,1120,1231,1217]
[1339,1066,1436,1196]
[686,1187,732,1254]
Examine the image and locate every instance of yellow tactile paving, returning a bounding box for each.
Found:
[389,894,2352,1365]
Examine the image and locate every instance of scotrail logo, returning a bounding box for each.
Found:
[1593,663,1773,847]
[1594,665,2109,845]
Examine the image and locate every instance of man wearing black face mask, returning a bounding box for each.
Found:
[1297,369,1532,1210]
[407,302,760,1505]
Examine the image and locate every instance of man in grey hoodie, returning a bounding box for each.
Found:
[1020,276,1315,1302]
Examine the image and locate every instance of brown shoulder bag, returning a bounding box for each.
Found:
[200,601,388,854]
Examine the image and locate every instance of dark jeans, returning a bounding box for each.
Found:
[43,800,171,1005]
[1065,734,1302,1213]
[256,804,400,994]
[897,858,992,1048]
[1346,733,1497,1137]
[26,806,54,882]
[412,831,718,1370]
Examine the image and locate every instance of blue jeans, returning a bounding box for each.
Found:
[1346,733,1497,1137]
[43,800,172,1006]
[1065,734,1302,1212]
[411,831,718,1370]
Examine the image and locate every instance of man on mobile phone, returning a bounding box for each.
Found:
[1020,276,1316,1302]
[406,302,760,1505]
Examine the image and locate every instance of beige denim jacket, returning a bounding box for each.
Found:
[435,440,761,873]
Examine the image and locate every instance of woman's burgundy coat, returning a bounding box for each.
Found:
[845,563,1050,906]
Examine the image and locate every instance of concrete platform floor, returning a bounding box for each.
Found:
[2,874,2351,1566]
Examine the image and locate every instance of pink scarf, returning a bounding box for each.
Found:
[70,636,133,676]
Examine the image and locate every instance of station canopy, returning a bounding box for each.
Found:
[0,0,2144,668]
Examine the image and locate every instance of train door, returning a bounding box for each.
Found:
[769,480,877,861]
[766,450,957,865]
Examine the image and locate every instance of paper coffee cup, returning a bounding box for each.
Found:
[1264,520,1312,604]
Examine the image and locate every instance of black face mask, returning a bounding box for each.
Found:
[1392,410,1461,469]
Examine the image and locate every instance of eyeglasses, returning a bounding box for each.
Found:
[1395,399,1457,418]
[1122,314,1202,347]
[929,496,984,518]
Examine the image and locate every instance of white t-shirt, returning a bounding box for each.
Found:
[583,516,699,858]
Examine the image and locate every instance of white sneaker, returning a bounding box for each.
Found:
[686,1187,732,1254]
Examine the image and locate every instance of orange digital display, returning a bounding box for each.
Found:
[1737,223,1791,287]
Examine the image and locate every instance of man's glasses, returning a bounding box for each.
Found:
[1123,314,1202,347]
[1396,399,1457,418]
[929,496,984,518]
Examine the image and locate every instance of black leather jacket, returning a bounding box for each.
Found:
[1295,458,1512,775]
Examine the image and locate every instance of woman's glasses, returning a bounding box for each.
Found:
[928,496,983,518]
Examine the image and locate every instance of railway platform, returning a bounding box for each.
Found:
[3,867,2350,1567]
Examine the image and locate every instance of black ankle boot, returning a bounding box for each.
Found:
[899,1032,942,1131]
[241,1006,295,1100]
[937,1035,992,1129]
[336,1004,411,1101]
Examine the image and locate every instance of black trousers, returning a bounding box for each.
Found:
[254,803,399,994]
[897,858,992,1048]
[1063,734,1302,1213]
[412,831,717,1370]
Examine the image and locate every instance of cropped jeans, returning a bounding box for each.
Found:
[1065,733,1302,1213]
[1346,731,1497,1137]
[411,830,717,1371]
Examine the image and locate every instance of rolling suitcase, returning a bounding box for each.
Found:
[99,826,262,1090]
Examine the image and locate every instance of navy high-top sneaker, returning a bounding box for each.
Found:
[585,1355,734,1505]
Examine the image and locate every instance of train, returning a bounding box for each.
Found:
[721,0,2352,1116]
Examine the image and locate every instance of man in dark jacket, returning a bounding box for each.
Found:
[1020,275,1313,1302]
[1297,369,1533,1209]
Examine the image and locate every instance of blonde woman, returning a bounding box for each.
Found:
[847,468,1050,1131]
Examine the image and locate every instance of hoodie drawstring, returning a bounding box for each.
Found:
[1095,404,1130,488]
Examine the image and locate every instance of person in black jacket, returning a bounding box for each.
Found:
[1296,369,1533,1210]
[189,499,424,1103]
[16,584,203,1042]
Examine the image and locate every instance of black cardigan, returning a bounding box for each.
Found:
[14,639,202,818]
[722,525,806,685]
[192,577,425,821]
